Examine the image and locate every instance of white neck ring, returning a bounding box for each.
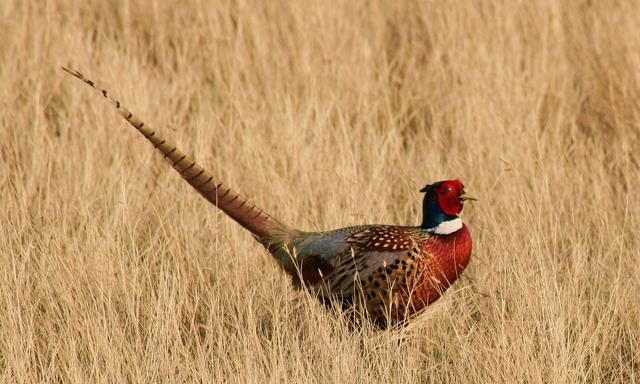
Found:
[428,217,463,235]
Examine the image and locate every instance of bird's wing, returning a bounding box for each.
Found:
[294,226,428,295]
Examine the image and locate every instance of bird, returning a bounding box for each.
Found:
[62,67,474,329]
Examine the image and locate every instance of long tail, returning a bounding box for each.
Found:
[61,67,285,240]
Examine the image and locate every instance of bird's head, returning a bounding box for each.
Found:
[420,179,475,232]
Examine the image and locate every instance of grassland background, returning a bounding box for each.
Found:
[1,0,639,382]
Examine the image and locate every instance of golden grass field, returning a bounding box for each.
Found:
[1,0,639,382]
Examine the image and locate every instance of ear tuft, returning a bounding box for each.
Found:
[420,182,441,193]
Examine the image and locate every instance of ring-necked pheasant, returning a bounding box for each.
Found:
[62,67,474,328]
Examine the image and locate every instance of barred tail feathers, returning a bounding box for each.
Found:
[61,67,284,240]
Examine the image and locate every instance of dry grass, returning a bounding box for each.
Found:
[1,0,639,382]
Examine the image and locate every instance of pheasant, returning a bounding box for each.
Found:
[62,67,474,328]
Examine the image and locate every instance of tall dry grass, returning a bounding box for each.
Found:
[1,0,639,382]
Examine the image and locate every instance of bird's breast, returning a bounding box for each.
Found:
[414,223,473,306]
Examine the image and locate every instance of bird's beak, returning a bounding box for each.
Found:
[460,194,478,202]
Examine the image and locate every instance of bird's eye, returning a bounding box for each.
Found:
[444,186,452,194]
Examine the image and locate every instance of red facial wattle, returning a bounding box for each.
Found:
[436,179,465,216]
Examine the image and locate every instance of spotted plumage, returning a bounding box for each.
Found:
[289,223,472,327]
[63,67,474,329]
